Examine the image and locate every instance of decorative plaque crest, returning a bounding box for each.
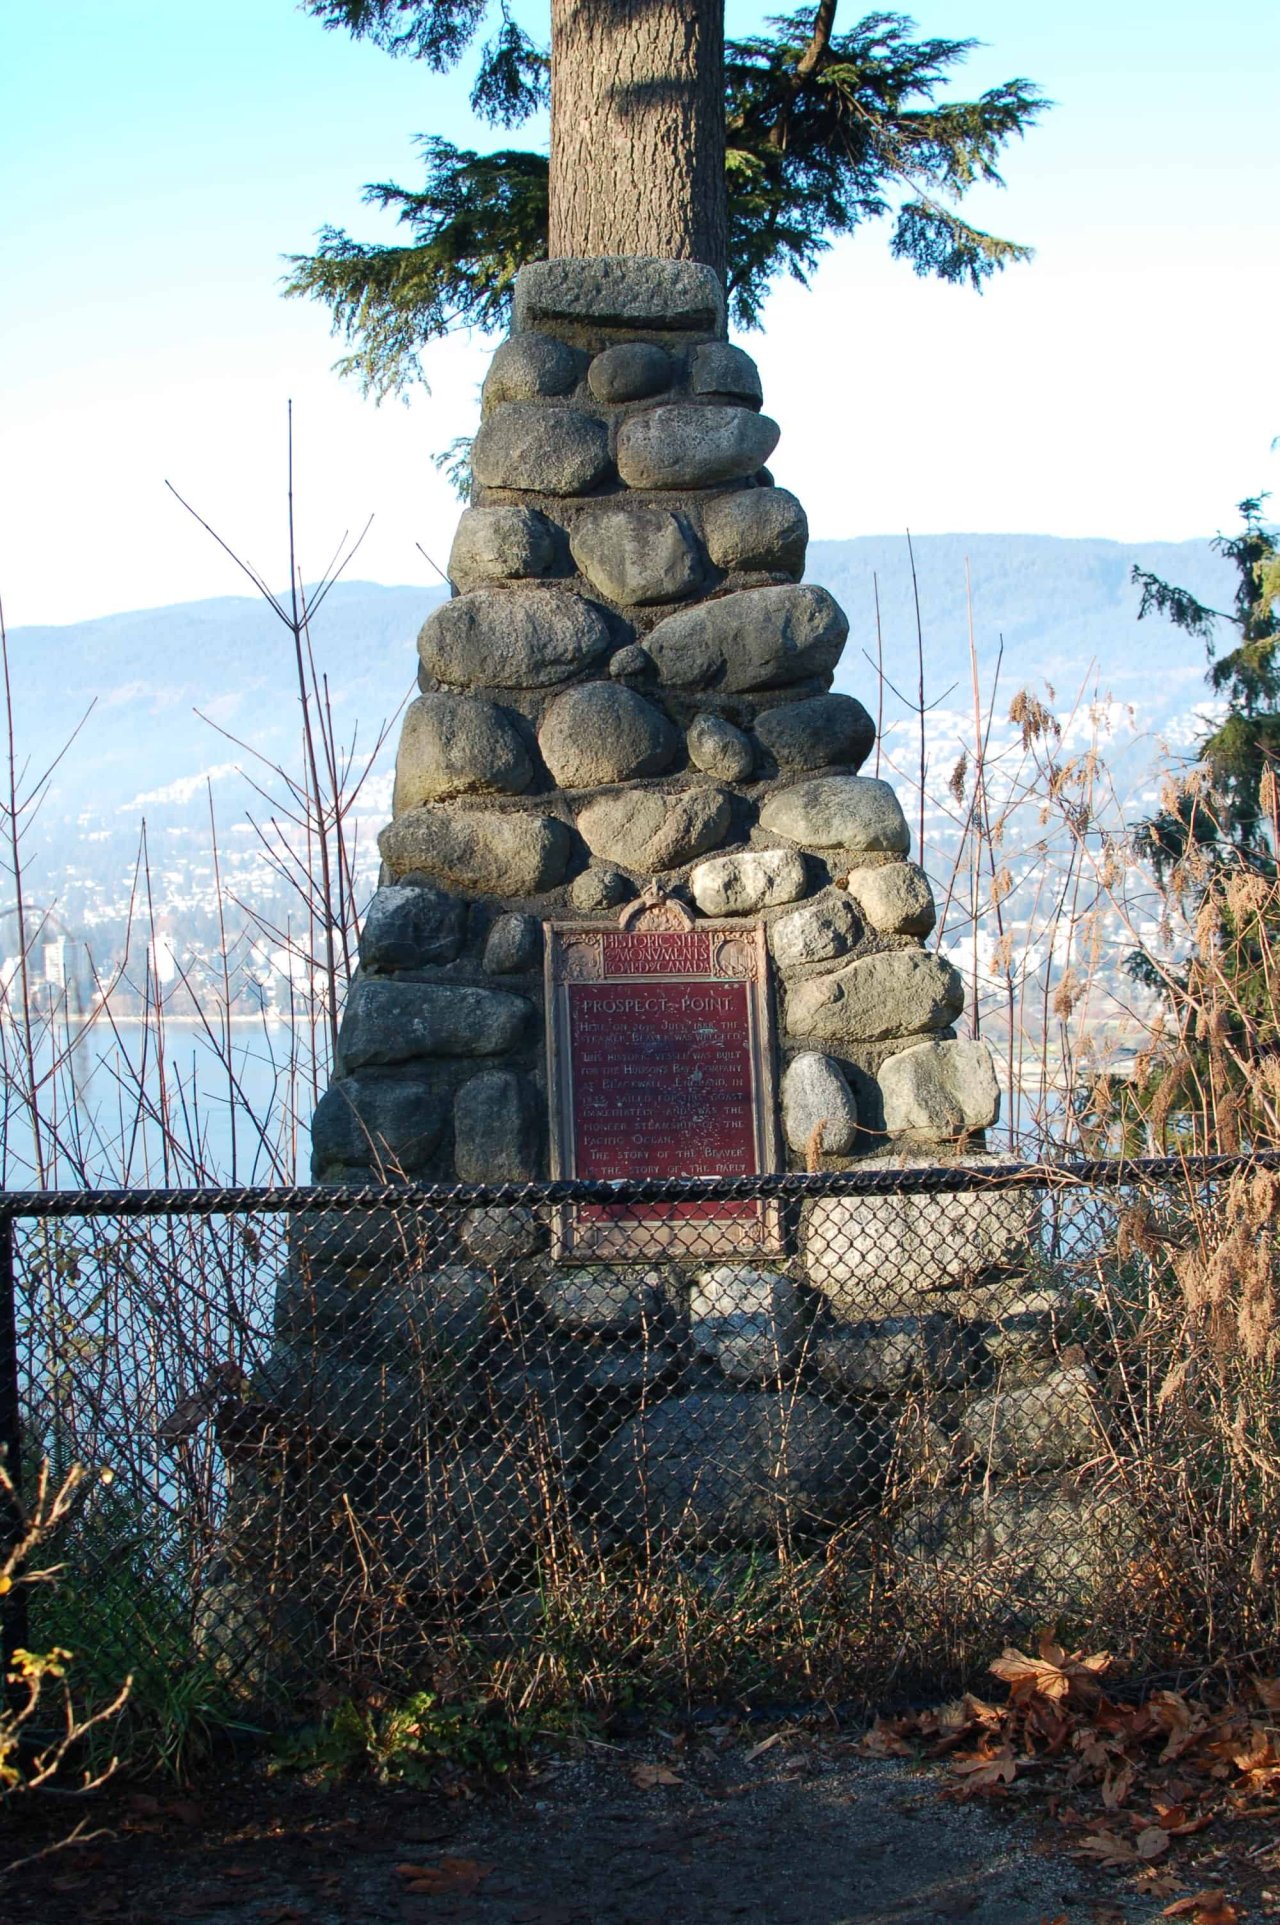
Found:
[544,921,782,1259]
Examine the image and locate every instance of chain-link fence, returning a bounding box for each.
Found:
[8,1155,1280,1721]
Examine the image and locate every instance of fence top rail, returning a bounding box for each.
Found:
[0,1150,1276,1219]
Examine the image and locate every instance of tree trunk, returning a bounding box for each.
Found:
[549,0,726,277]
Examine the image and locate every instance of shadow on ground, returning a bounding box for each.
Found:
[0,1733,1185,1924]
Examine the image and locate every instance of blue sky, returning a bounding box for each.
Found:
[3,0,1278,624]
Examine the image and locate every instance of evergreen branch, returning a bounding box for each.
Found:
[303,0,488,68]
[1258,554,1280,612]
[1131,496,1280,877]
[890,200,1031,287]
[283,141,548,398]
[1130,566,1228,643]
[433,434,475,500]
[290,7,1049,388]
[470,11,549,126]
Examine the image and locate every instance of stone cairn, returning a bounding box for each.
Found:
[250,258,1124,1633]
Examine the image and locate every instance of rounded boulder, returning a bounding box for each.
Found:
[701,486,807,576]
[570,866,635,911]
[759,775,909,853]
[448,506,558,593]
[780,1053,859,1156]
[472,403,612,496]
[359,884,465,972]
[379,807,574,897]
[310,1072,448,1176]
[642,584,847,694]
[616,405,779,491]
[785,950,964,1045]
[688,847,808,917]
[575,785,732,873]
[453,1069,539,1182]
[482,332,582,408]
[690,343,763,406]
[392,694,533,810]
[753,695,875,774]
[538,683,678,789]
[769,891,861,971]
[588,1390,891,1548]
[587,342,672,403]
[569,505,701,606]
[419,589,613,690]
[878,1037,1000,1138]
[844,861,936,936]
[686,713,754,782]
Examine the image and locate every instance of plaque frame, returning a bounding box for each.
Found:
[544,920,783,1260]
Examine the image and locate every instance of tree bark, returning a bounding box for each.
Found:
[549,0,726,277]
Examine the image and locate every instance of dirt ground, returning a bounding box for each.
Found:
[9,1721,1263,1925]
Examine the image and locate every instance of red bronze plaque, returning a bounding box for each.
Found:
[545,923,781,1259]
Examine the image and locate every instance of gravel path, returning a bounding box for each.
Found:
[419,1742,1166,1925]
[7,1732,1177,1925]
[2,1730,1174,1924]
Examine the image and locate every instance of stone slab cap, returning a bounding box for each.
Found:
[514,256,726,337]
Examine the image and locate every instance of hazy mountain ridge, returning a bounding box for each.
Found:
[9,532,1236,814]
[10,581,443,816]
[811,532,1236,723]
[3,533,1238,990]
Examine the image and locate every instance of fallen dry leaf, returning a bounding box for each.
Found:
[1140,1870,1185,1899]
[396,1858,492,1896]
[863,1633,1280,1891]
[1160,1810,1214,1839]
[1163,1892,1240,1925]
[858,1719,914,1758]
[991,1637,1111,1707]
[1102,1763,1137,1810]
[743,1731,792,1764]
[1075,1830,1140,1866]
[950,1745,1018,1793]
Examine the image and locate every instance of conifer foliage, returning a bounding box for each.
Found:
[1132,500,1280,862]
[288,3,1047,397]
[1122,498,1280,1151]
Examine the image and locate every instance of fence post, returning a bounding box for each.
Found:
[0,1211,28,1676]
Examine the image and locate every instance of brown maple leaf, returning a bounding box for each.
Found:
[950,1744,1018,1793]
[1101,1763,1137,1810]
[1163,1891,1240,1925]
[858,1719,914,1758]
[990,1634,1111,1708]
[396,1858,492,1896]
[1074,1830,1140,1866]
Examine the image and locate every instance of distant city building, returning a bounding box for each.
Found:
[149,933,178,988]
